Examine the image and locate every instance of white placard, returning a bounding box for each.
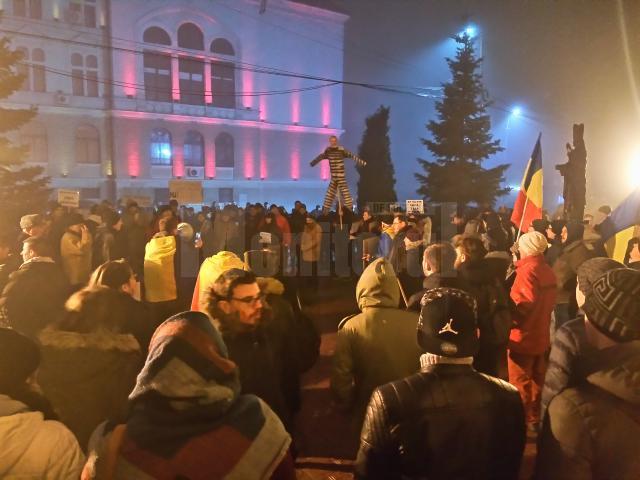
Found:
[405,199,425,214]
[259,232,272,244]
[57,189,80,208]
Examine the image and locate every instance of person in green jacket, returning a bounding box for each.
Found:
[331,258,422,448]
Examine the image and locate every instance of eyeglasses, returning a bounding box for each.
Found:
[229,294,265,307]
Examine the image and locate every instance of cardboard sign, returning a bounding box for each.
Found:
[169,180,203,204]
[406,199,425,214]
[57,189,80,208]
[259,232,272,244]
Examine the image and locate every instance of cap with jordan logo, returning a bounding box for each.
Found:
[417,288,479,358]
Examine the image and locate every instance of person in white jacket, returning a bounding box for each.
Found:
[0,327,84,479]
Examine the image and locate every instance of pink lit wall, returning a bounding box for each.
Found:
[321,89,331,127]
[173,142,184,178]
[291,148,300,180]
[260,146,267,179]
[122,52,137,97]
[244,146,254,179]
[205,138,215,178]
[242,70,254,109]
[291,91,300,124]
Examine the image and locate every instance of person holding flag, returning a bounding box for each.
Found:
[511,134,544,236]
[597,187,640,263]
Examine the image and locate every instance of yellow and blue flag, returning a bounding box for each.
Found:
[599,187,640,262]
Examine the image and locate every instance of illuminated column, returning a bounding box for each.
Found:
[204,61,212,105]
[171,55,180,102]
[205,136,215,178]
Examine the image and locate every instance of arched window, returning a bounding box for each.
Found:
[71,53,98,97]
[177,23,204,50]
[179,57,204,105]
[75,124,100,164]
[13,0,42,19]
[143,26,171,46]
[16,47,46,92]
[215,132,234,168]
[211,61,235,108]
[210,38,235,56]
[21,122,47,163]
[150,129,172,166]
[183,130,204,167]
[144,51,171,102]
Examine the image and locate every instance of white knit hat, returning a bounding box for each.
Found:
[518,231,548,256]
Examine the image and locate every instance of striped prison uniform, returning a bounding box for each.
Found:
[310,146,366,211]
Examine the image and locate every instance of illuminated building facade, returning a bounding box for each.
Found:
[4,0,346,207]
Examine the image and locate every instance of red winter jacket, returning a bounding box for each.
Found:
[509,254,557,355]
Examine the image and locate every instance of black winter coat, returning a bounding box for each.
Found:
[356,363,525,480]
[0,260,70,339]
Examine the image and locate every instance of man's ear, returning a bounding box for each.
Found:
[218,300,232,315]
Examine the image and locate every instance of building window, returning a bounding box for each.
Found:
[177,23,204,50]
[183,130,204,167]
[150,128,172,166]
[71,53,98,97]
[215,132,234,168]
[16,47,46,92]
[75,124,100,164]
[21,122,47,163]
[143,52,171,102]
[219,187,234,204]
[179,58,204,105]
[210,38,235,56]
[211,62,235,109]
[143,26,171,46]
[68,0,97,28]
[13,0,41,19]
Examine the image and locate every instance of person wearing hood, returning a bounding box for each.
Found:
[509,231,557,432]
[540,257,625,425]
[206,269,298,432]
[300,215,322,288]
[0,236,71,340]
[191,250,246,314]
[0,328,85,479]
[144,216,180,324]
[544,219,566,267]
[82,311,295,480]
[455,236,511,379]
[536,268,640,479]
[331,258,422,442]
[355,288,525,480]
[60,213,93,288]
[552,221,597,332]
[37,286,142,450]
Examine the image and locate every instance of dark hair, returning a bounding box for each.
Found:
[57,286,129,333]
[458,236,488,263]
[89,259,134,290]
[394,215,408,224]
[207,269,257,319]
[329,135,337,140]
[424,243,457,274]
[23,236,53,258]
[164,216,179,234]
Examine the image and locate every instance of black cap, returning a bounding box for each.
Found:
[417,288,479,357]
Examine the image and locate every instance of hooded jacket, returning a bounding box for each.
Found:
[510,254,557,355]
[37,328,142,450]
[190,251,246,313]
[0,394,85,479]
[536,341,640,479]
[331,258,422,419]
[143,235,177,303]
[60,230,93,286]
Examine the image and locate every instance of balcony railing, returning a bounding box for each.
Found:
[113,97,260,121]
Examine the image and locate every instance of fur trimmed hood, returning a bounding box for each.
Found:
[38,328,140,353]
[257,276,285,296]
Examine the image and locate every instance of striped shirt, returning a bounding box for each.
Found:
[310,146,366,178]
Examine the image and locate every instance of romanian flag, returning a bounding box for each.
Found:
[599,187,640,262]
[511,134,543,232]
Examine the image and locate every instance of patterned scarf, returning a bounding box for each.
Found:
[116,311,290,479]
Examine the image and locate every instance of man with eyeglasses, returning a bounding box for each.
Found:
[207,268,296,432]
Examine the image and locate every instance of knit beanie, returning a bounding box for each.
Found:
[582,268,640,342]
[518,231,548,256]
[576,257,625,297]
[0,328,40,392]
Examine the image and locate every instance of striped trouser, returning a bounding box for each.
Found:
[323,176,353,211]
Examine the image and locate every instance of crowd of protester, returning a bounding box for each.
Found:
[0,196,639,479]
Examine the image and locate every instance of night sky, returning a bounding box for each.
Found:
[332,0,640,211]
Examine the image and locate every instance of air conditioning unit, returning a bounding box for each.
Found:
[185,167,204,178]
[64,8,83,25]
[54,90,69,105]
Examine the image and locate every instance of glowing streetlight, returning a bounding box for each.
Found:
[511,106,523,117]
[464,25,478,38]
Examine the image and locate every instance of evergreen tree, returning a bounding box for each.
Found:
[0,38,49,228]
[415,33,508,209]
[356,105,397,211]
